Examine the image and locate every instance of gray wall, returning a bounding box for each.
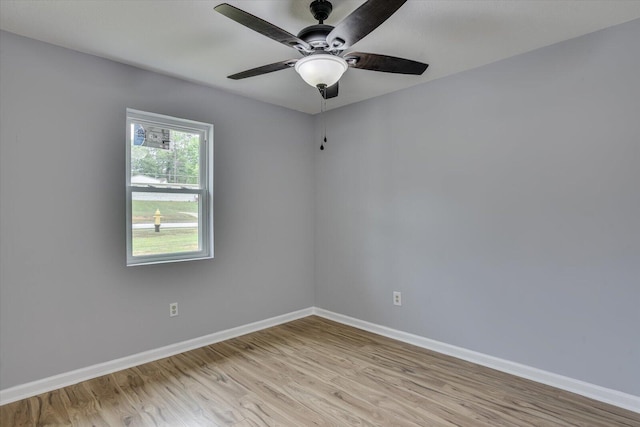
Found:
[315,19,640,395]
[0,31,315,389]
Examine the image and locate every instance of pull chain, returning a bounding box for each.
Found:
[320,94,327,150]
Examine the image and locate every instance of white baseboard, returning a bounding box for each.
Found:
[313,308,640,414]
[0,307,313,406]
[2,306,638,414]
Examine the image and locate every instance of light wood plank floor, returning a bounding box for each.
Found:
[1,316,639,426]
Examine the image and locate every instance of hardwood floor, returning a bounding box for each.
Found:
[1,316,639,426]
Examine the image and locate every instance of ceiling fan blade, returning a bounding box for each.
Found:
[327,0,407,50]
[228,59,298,80]
[318,82,339,99]
[215,3,311,52]
[344,52,428,75]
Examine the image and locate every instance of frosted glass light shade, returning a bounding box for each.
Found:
[295,54,348,88]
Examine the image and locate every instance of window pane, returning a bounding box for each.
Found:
[130,125,201,188]
[126,108,213,266]
[131,192,200,257]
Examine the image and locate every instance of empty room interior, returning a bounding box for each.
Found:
[0,1,639,425]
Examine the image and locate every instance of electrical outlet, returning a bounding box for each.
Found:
[169,302,178,317]
[393,291,402,306]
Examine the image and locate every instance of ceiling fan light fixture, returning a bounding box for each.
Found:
[295,54,348,88]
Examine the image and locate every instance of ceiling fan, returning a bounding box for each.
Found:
[214,0,428,100]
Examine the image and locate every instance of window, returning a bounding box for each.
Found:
[126,109,213,266]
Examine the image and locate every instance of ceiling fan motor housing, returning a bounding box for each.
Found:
[297,24,334,49]
[310,0,333,23]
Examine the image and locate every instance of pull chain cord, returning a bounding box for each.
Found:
[320,93,327,150]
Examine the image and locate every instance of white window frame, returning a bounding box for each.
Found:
[126,108,213,266]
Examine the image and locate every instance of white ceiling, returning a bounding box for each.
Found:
[1,1,639,114]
